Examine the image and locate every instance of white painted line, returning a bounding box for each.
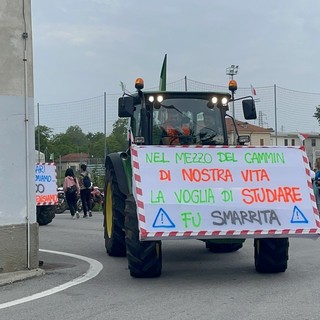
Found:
[0,249,103,310]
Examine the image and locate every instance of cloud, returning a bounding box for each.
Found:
[31,0,320,109]
[34,22,135,47]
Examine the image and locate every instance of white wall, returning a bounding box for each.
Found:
[0,0,38,273]
[0,1,35,226]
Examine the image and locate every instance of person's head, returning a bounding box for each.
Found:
[80,164,87,171]
[315,157,320,170]
[65,168,74,177]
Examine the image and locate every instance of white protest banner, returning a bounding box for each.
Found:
[35,163,58,205]
[131,145,320,240]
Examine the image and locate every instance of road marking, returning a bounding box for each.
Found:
[0,249,103,310]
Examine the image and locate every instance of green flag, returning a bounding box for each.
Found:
[159,54,167,91]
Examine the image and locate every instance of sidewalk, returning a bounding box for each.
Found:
[0,268,45,286]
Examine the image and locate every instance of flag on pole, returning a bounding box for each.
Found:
[120,81,126,92]
[159,54,167,91]
[250,84,257,96]
[297,132,309,142]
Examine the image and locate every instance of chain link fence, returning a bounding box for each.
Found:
[36,78,320,138]
[37,78,320,185]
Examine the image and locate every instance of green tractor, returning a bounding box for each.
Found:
[103,78,289,278]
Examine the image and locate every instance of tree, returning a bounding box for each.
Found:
[106,118,128,153]
[314,106,320,124]
[87,132,106,158]
[65,125,88,149]
[50,133,76,156]
[35,119,128,159]
[111,118,128,138]
[35,125,53,153]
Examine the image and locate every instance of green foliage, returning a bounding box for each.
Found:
[88,132,106,157]
[112,118,128,137]
[313,106,320,124]
[90,168,105,189]
[106,118,128,153]
[35,125,53,153]
[35,118,128,158]
[65,125,88,146]
[35,118,128,188]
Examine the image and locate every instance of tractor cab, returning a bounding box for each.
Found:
[118,78,257,146]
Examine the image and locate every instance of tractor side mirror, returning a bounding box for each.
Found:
[238,135,250,145]
[242,99,257,120]
[118,96,134,117]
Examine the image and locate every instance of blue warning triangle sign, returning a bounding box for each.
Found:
[290,206,308,223]
[152,208,176,228]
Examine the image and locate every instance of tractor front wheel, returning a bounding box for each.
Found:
[125,194,162,278]
[103,165,126,257]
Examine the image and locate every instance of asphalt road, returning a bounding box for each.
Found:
[1,212,320,320]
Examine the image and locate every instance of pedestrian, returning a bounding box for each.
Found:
[313,157,320,212]
[63,168,80,219]
[79,163,92,218]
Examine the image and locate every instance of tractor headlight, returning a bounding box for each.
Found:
[222,97,228,106]
[211,97,218,104]
[157,95,163,103]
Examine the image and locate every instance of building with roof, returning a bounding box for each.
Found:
[226,118,274,146]
[270,132,320,169]
[55,153,90,183]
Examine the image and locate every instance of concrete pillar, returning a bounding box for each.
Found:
[0,0,39,272]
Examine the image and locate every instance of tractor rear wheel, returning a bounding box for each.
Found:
[125,194,162,278]
[104,165,126,257]
[254,238,289,273]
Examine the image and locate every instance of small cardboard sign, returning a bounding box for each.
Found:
[131,145,320,240]
[35,163,58,205]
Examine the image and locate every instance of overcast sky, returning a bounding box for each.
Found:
[31,0,320,104]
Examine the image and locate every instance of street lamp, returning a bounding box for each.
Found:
[226,65,239,78]
[226,65,239,144]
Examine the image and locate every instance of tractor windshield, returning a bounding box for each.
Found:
[151,97,226,145]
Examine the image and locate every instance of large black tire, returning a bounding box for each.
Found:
[37,205,56,226]
[125,194,162,278]
[104,164,126,257]
[205,240,244,253]
[254,238,289,273]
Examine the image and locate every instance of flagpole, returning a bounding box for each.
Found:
[274,84,278,146]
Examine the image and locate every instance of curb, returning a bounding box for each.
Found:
[0,268,45,286]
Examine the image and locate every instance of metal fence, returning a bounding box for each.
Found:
[36,78,320,138]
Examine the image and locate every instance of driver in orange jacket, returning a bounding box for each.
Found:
[160,110,190,144]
